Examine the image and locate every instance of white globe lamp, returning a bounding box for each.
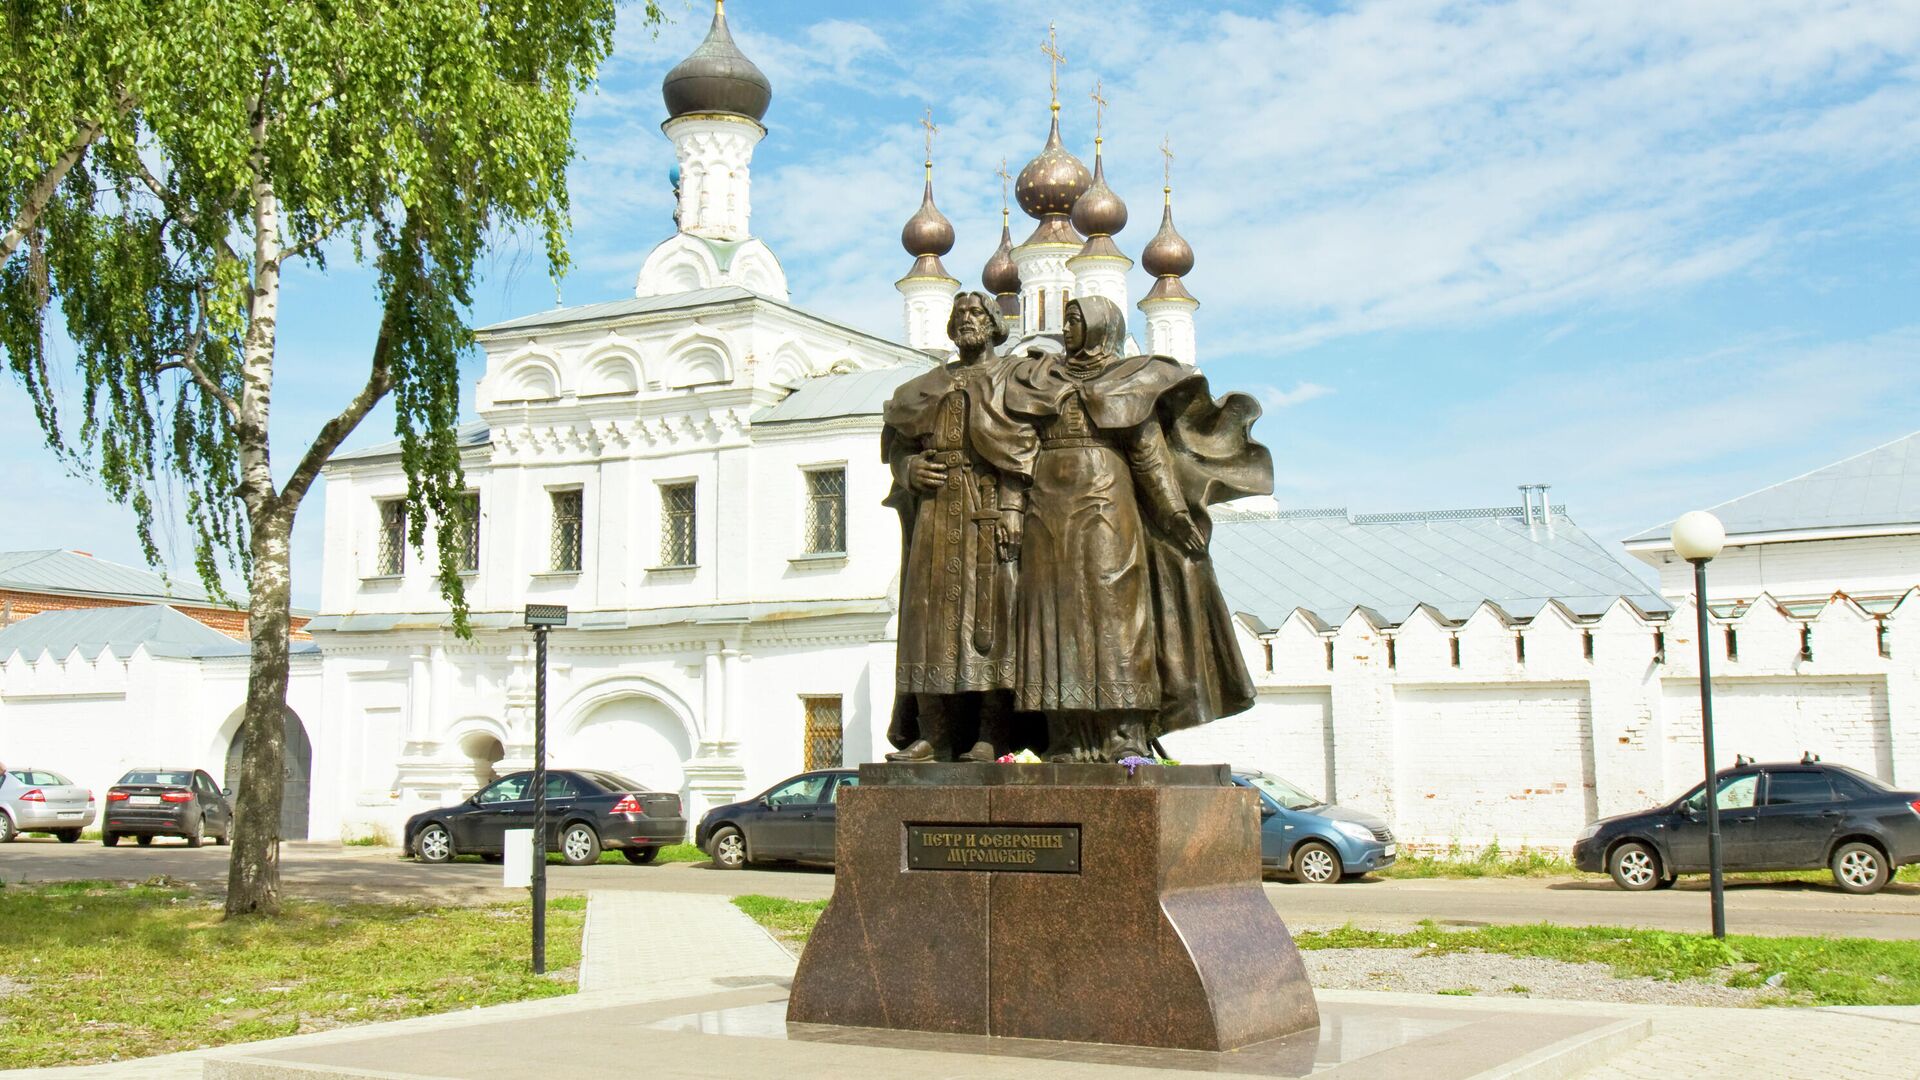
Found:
[1672,510,1726,563]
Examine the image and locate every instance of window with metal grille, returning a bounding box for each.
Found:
[550,489,583,572]
[803,696,844,770]
[803,468,847,554]
[454,492,480,573]
[660,482,696,567]
[376,499,406,576]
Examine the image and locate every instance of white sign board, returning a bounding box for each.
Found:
[503,828,534,888]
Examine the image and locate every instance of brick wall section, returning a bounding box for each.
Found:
[0,588,312,640]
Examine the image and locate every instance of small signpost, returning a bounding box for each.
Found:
[524,604,568,973]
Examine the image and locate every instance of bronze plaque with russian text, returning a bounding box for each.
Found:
[906,824,1081,873]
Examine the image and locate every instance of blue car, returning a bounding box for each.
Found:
[1232,771,1397,883]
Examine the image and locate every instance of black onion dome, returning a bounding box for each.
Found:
[982,213,1020,295]
[1070,148,1128,238]
[1141,199,1195,278]
[900,172,955,257]
[662,3,772,123]
[1015,112,1092,219]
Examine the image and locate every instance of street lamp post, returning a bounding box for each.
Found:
[524,604,569,973]
[1672,511,1728,939]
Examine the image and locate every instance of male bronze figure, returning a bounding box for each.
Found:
[882,292,1034,762]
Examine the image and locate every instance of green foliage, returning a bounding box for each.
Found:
[1379,839,1579,879]
[0,880,585,1068]
[0,0,660,626]
[656,842,710,864]
[731,894,831,946]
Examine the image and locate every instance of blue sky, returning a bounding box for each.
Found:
[4,0,1917,608]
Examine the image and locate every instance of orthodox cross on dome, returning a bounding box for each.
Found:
[1160,134,1174,203]
[920,106,939,175]
[1090,78,1108,145]
[997,158,1012,221]
[1041,22,1067,111]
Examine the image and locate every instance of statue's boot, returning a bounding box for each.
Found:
[886,695,953,762]
[958,692,1013,762]
[886,739,941,762]
[1103,715,1154,762]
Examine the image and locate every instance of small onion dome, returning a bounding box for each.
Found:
[1141,197,1195,279]
[1015,112,1092,220]
[900,169,955,258]
[662,2,772,124]
[1070,145,1128,238]
[982,212,1021,296]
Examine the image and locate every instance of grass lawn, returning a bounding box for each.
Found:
[729,896,1920,1007]
[426,841,708,868]
[731,895,830,947]
[0,880,584,1069]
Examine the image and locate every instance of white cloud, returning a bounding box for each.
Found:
[1258,382,1336,410]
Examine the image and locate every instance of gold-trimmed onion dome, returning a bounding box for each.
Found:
[982,214,1021,295]
[1141,199,1195,279]
[1015,113,1092,220]
[1070,149,1128,238]
[900,173,955,258]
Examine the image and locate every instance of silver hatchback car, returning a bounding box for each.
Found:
[0,767,96,842]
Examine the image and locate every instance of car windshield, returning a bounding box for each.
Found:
[119,771,192,787]
[1244,773,1322,811]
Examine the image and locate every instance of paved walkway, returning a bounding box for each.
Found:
[577,891,795,997]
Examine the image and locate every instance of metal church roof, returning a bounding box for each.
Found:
[1209,506,1669,630]
[752,362,933,425]
[0,550,224,607]
[0,606,233,661]
[1626,431,1920,545]
[330,420,492,465]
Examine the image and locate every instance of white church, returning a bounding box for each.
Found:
[3,6,1914,851]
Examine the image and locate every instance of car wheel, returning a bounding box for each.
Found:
[57,829,81,844]
[623,846,660,865]
[102,831,119,847]
[1653,874,1677,890]
[479,852,504,864]
[215,828,229,847]
[1292,841,1342,884]
[0,813,14,843]
[415,824,454,864]
[710,826,747,870]
[184,818,204,849]
[1832,842,1889,895]
[136,834,153,847]
[560,823,602,866]
[1608,841,1660,891]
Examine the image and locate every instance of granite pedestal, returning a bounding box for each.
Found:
[785,762,1320,1051]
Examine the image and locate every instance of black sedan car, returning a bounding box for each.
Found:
[102,768,232,847]
[695,768,857,869]
[1573,759,1920,894]
[405,769,685,866]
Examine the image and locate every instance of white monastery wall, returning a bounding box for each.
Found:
[1166,588,1919,852]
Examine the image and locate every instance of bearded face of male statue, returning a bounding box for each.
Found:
[950,295,995,360]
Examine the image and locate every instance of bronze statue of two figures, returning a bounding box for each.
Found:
[884,293,1272,765]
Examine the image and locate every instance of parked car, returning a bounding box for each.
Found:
[1573,759,1920,894]
[696,768,858,870]
[0,767,96,842]
[102,768,231,847]
[405,769,685,866]
[1232,770,1397,883]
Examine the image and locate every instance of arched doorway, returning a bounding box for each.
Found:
[564,695,693,799]
[225,709,314,841]
[458,731,505,789]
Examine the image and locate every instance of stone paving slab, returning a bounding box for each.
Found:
[578,890,795,996]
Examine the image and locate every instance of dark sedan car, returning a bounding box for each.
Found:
[102,768,231,847]
[695,768,857,869]
[1573,760,1920,894]
[405,769,685,866]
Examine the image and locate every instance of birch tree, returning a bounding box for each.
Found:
[1,0,661,915]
